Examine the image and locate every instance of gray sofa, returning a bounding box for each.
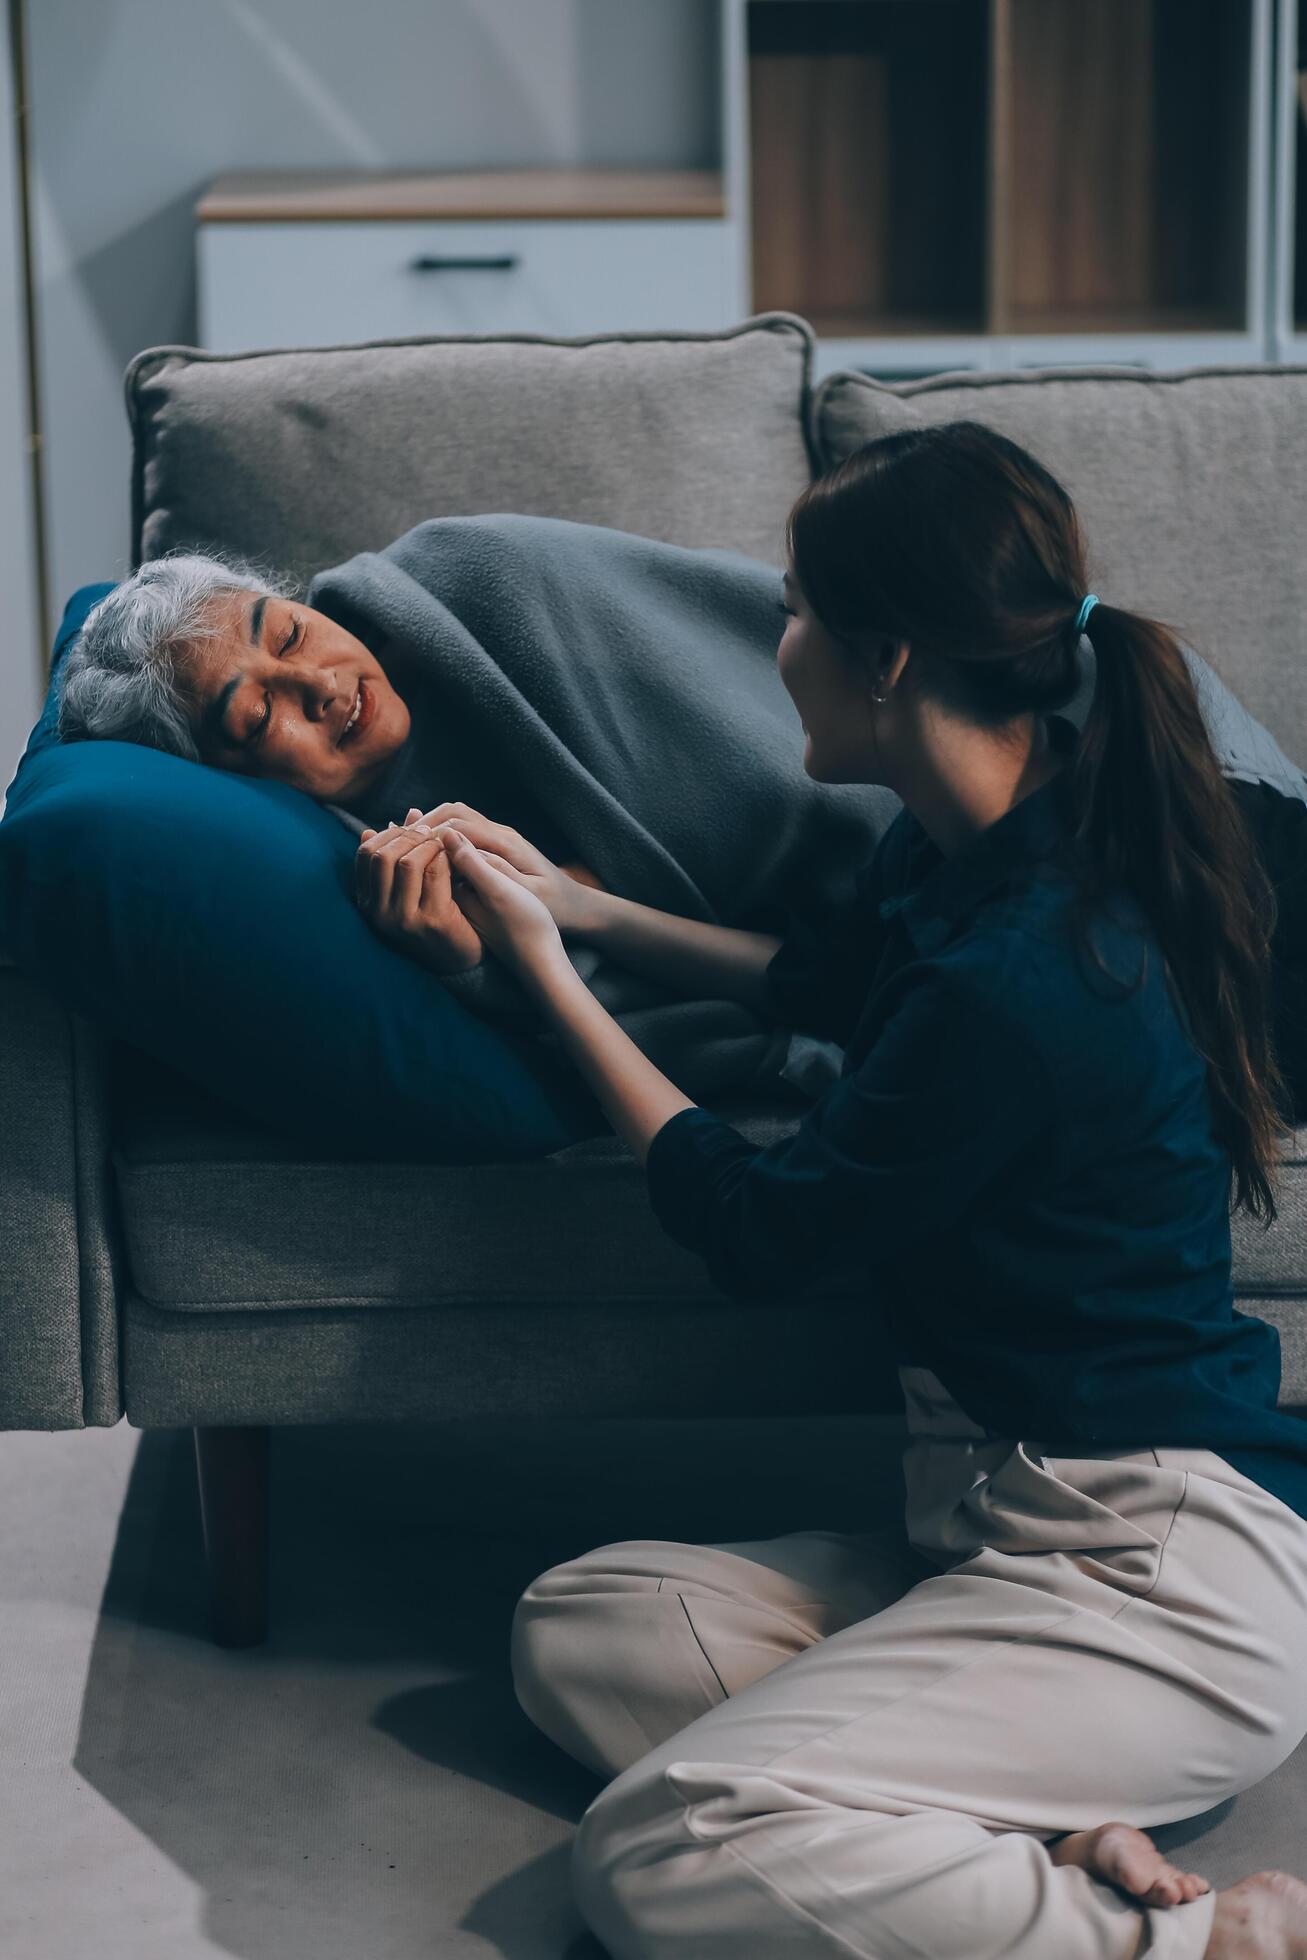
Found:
[6,316,1307,1871]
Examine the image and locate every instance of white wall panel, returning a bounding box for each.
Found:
[25,0,721,625]
[0,18,41,810]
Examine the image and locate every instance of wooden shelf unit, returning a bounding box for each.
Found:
[996,0,1250,336]
[746,2,989,340]
[1275,0,1307,348]
[197,3,1284,374]
[729,0,1274,378]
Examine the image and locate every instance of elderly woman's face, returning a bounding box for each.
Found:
[179,590,411,800]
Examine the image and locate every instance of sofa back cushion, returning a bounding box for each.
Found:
[128,313,816,588]
[811,362,1307,766]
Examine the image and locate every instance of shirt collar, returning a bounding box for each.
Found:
[878,715,1080,956]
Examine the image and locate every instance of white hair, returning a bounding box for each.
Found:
[57,548,302,759]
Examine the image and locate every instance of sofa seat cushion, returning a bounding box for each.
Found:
[112,1051,1307,1389]
[112,1078,807,1313]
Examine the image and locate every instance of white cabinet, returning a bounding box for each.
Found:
[196,171,738,351]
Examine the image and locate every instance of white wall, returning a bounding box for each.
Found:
[25,0,720,633]
[0,17,41,810]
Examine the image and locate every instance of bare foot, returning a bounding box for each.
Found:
[1049,1821,1210,1908]
[1049,1831,1307,1955]
[1204,1871,1307,1957]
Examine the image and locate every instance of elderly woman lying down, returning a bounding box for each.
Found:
[54,528,1307,1121]
[56,548,610,979]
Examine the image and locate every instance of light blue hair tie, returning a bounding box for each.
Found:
[1075,593,1100,634]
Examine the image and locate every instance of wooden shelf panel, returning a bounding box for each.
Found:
[995,0,1250,332]
[196,168,727,224]
[1004,303,1247,336]
[802,310,986,340]
[744,0,1255,343]
[746,1,988,328]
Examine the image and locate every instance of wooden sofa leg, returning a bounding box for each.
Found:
[193,1424,269,1648]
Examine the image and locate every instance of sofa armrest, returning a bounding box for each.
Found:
[0,964,122,1427]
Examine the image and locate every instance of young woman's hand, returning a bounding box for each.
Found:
[406,801,608,936]
[355,820,484,975]
[358,811,568,979]
[435,824,566,977]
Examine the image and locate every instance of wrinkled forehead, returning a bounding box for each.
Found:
[170,588,255,715]
[199,584,256,643]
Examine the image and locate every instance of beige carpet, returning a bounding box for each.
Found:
[3,1412,1306,1960]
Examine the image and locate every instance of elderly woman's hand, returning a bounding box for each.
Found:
[408,801,609,937]
[357,805,577,979]
[355,818,485,975]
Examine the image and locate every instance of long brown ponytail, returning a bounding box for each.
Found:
[788,420,1292,1224]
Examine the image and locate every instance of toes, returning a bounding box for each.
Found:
[1047,1823,1211,1911]
[1141,1862,1211,1908]
[1156,1862,1210,1904]
[1093,1825,1188,1902]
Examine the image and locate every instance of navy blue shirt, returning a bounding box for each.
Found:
[645,715,1307,1522]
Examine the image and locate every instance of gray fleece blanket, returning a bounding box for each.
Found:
[308,514,905,1104]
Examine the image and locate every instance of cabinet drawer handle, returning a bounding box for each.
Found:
[409,254,521,272]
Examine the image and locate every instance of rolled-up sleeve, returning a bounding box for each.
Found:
[644,972,1057,1301]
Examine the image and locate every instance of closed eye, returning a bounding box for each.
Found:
[250,617,299,740]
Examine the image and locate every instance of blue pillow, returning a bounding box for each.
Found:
[0,583,607,1161]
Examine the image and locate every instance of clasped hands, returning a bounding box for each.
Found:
[355,802,607,979]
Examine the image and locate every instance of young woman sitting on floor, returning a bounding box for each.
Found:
[362,424,1307,1960]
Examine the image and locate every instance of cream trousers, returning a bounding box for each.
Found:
[510,1367,1307,1959]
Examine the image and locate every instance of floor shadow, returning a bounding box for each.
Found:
[72,1415,1307,1958]
[372,1677,601,1826]
[72,1411,912,1959]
